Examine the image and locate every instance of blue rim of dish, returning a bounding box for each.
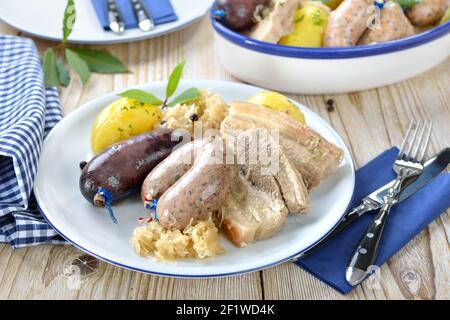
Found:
[37,188,355,278]
[210,9,450,59]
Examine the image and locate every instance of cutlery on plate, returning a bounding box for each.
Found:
[130,0,154,31]
[346,120,433,286]
[301,146,450,257]
[107,0,125,34]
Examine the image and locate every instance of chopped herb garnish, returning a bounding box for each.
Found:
[117,128,124,132]
[294,15,304,24]
[313,9,324,26]
[392,0,421,9]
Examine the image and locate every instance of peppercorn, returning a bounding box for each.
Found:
[189,113,199,122]
[79,161,87,170]
[326,99,335,112]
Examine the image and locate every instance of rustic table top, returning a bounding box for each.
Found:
[1,17,449,300]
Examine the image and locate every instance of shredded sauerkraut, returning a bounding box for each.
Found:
[131,218,224,261]
[160,90,229,134]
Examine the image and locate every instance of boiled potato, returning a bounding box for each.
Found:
[440,8,450,25]
[279,6,329,47]
[248,91,306,124]
[91,98,162,154]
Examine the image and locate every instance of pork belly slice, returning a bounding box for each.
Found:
[221,162,289,247]
[220,102,344,190]
[224,127,309,214]
[220,129,309,247]
[246,0,300,43]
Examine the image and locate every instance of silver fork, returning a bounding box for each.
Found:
[346,120,433,286]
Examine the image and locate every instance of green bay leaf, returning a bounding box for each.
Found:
[166,60,186,99]
[70,48,129,73]
[117,89,163,105]
[169,88,201,107]
[56,58,71,87]
[62,0,76,44]
[42,48,59,88]
[65,48,90,84]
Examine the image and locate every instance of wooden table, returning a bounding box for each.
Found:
[1,17,449,300]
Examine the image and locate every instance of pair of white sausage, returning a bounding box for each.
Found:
[407,0,449,26]
[359,2,415,45]
[324,0,448,47]
[141,139,233,230]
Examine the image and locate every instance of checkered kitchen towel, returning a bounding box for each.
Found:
[0,36,64,248]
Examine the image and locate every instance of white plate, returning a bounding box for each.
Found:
[34,80,355,278]
[0,0,213,44]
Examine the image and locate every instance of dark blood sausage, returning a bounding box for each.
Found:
[79,129,182,208]
[214,0,270,31]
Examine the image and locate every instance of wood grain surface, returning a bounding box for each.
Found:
[0,16,449,300]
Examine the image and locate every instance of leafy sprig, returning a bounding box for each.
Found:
[42,0,129,88]
[392,0,421,9]
[118,61,201,108]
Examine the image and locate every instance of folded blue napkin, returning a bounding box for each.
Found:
[91,0,178,31]
[296,147,450,294]
[0,36,64,248]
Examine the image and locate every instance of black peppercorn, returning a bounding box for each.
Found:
[326,98,335,112]
[79,161,87,170]
[189,113,199,122]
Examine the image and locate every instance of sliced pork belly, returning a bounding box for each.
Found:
[220,102,344,190]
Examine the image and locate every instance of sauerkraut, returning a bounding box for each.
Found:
[132,219,224,261]
[160,90,229,134]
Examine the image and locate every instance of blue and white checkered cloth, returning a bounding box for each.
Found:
[0,35,65,248]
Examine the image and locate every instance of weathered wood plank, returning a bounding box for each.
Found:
[0,16,448,300]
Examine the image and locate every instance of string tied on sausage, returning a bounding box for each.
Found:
[95,188,118,224]
[212,9,226,21]
[145,198,159,222]
[374,0,385,9]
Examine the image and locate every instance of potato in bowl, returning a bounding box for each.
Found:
[211,0,450,93]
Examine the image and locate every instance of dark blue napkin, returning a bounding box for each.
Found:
[91,0,178,31]
[296,147,450,294]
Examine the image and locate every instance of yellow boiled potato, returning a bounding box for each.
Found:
[248,91,306,124]
[91,98,162,154]
[279,6,329,47]
[440,8,450,25]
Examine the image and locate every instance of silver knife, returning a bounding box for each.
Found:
[107,0,125,34]
[300,147,450,257]
[130,0,154,32]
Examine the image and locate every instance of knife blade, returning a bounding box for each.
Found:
[300,147,450,257]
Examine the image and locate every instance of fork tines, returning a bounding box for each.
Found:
[397,120,433,164]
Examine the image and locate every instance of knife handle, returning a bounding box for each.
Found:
[130,0,154,31]
[107,0,125,33]
[301,201,375,257]
[345,201,392,286]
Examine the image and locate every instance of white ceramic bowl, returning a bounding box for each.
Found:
[211,11,450,94]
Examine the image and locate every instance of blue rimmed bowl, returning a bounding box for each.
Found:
[211,10,450,94]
